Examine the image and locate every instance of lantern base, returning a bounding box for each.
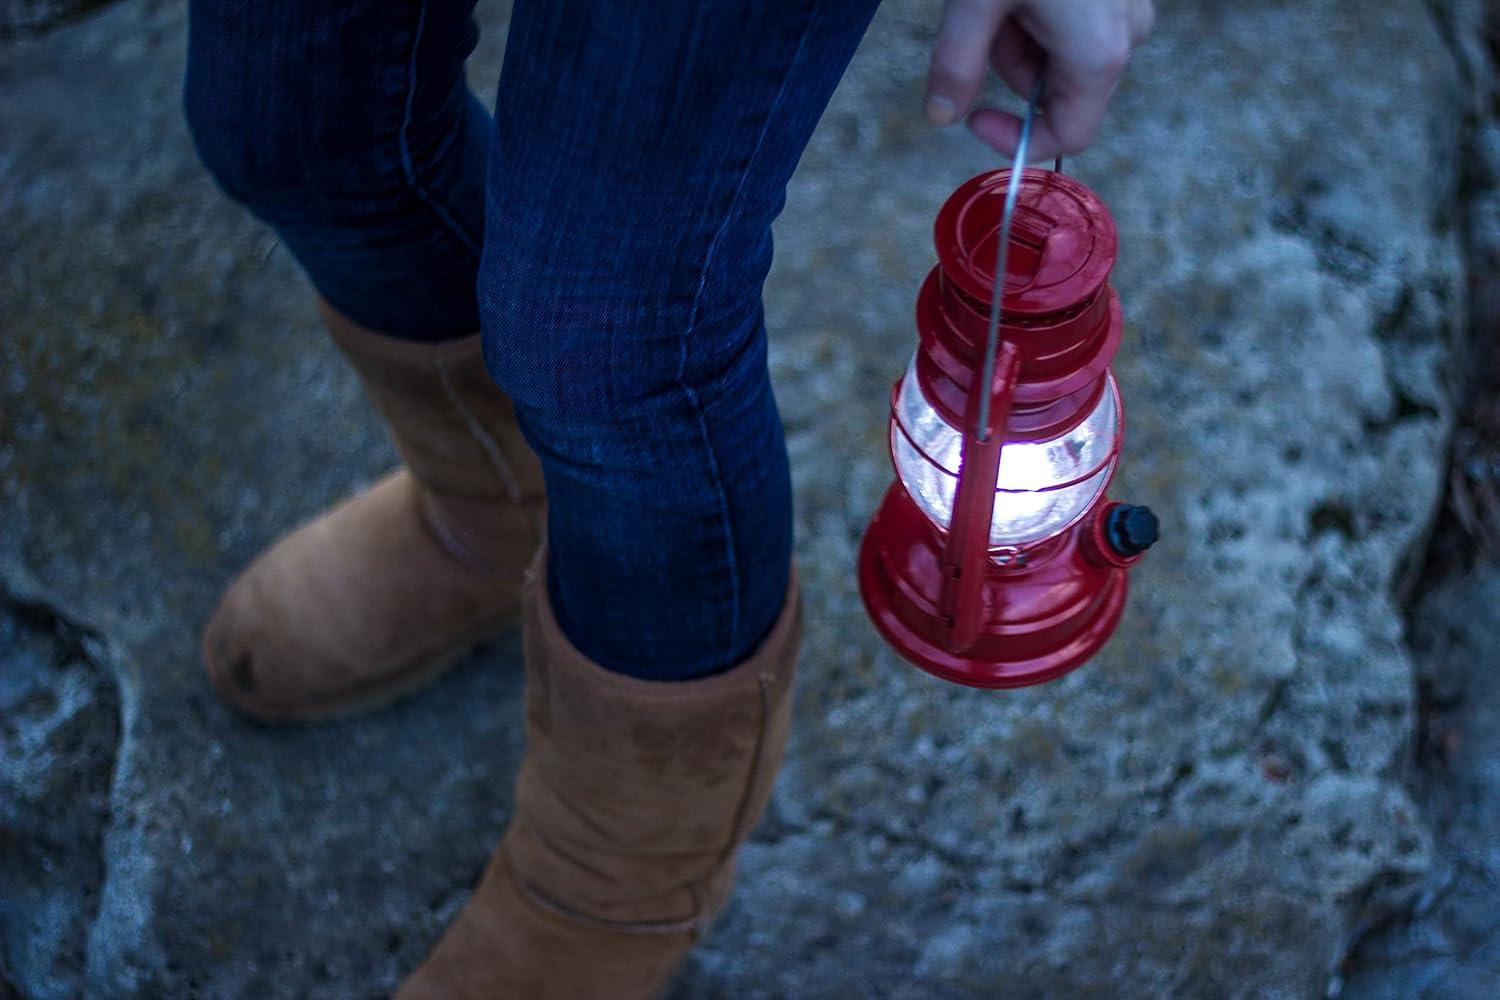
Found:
[858,484,1131,689]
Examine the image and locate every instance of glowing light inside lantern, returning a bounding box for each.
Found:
[890,355,1119,549]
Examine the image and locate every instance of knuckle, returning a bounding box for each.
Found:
[1134,1,1157,40]
[928,39,982,91]
[1094,26,1132,74]
[926,60,969,96]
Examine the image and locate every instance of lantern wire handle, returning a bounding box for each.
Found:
[975,69,1047,443]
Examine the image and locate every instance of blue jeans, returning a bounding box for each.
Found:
[184,0,879,680]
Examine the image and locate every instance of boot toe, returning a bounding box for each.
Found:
[199,472,531,723]
[202,580,286,721]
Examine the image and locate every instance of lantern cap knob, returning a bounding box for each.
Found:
[1105,504,1159,557]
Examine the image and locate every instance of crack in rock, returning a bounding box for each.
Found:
[0,589,123,1000]
[1336,10,1500,993]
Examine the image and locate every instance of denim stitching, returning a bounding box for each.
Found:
[399,2,483,259]
[676,2,817,669]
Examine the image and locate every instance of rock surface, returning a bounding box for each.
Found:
[1338,6,1500,992]
[0,0,109,39]
[0,0,1474,997]
[1340,568,1500,1000]
[0,597,117,998]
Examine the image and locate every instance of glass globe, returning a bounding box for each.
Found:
[891,354,1118,549]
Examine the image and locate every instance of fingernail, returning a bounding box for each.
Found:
[925,94,957,126]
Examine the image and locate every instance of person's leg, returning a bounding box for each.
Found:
[482,0,880,681]
[399,2,880,994]
[184,0,487,339]
[184,1,545,722]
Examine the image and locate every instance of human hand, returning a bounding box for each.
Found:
[925,0,1155,159]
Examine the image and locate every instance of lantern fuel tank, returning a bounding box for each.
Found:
[858,167,1157,689]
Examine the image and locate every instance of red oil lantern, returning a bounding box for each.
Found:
[858,162,1157,689]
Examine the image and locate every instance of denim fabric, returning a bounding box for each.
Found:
[185,0,488,340]
[184,0,879,679]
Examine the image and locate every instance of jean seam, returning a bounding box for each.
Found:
[400,1,483,261]
[675,1,817,669]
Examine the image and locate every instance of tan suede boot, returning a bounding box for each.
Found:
[201,301,545,723]
[396,558,801,1000]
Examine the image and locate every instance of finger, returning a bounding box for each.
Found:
[926,0,1017,126]
[1034,57,1126,156]
[966,108,1049,160]
[988,18,1044,100]
[1012,12,1132,157]
[1128,0,1156,44]
[972,56,1128,160]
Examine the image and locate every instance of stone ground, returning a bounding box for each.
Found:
[1,0,1493,997]
[1338,3,1500,995]
[1338,568,1500,999]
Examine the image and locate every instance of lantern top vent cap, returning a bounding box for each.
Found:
[935,168,1119,320]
